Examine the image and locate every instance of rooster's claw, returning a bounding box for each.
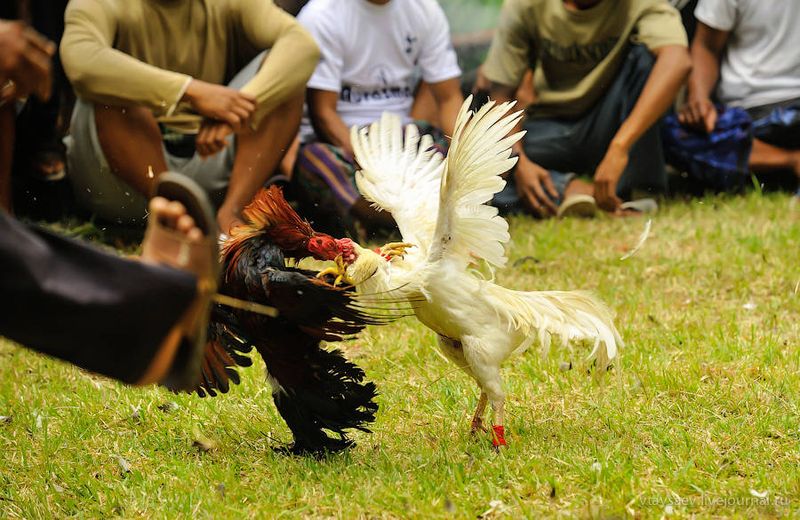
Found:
[316,255,354,286]
[379,242,415,260]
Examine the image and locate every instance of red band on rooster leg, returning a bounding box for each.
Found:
[492,425,507,447]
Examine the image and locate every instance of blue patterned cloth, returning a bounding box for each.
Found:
[662,106,753,192]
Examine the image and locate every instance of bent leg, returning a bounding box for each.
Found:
[94,103,168,196]
[216,93,304,234]
[749,139,800,175]
[293,141,362,236]
[66,99,161,223]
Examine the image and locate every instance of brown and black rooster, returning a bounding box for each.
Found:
[185,187,402,455]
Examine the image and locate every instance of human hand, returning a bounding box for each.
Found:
[677,95,717,133]
[196,121,233,157]
[514,155,558,217]
[593,143,628,212]
[183,79,256,132]
[0,20,54,101]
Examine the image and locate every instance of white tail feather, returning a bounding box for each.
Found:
[487,285,621,370]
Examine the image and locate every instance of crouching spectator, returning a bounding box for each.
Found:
[292,0,463,238]
[60,0,320,234]
[484,0,691,218]
[672,0,800,194]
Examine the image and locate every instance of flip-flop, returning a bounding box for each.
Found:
[557,194,598,219]
[142,172,220,391]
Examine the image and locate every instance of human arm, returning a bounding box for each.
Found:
[428,78,463,138]
[677,22,729,133]
[593,45,691,211]
[307,88,353,158]
[60,0,192,115]
[236,0,320,126]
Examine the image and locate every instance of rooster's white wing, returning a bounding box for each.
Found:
[351,113,445,255]
[428,98,525,270]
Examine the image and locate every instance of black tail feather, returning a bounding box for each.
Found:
[264,346,379,455]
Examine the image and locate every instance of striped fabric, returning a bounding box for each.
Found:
[295,142,361,213]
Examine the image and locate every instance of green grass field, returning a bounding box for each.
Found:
[1,193,799,518]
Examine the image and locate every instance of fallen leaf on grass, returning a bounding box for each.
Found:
[193,436,218,453]
[116,456,131,473]
[750,489,768,498]
[158,401,180,413]
[479,499,508,518]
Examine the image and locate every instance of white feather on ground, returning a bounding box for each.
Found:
[620,218,652,260]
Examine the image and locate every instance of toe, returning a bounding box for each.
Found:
[186,228,203,242]
[156,200,185,229]
[177,214,196,235]
[149,196,168,217]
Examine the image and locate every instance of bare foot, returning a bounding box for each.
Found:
[136,197,209,385]
[141,197,203,265]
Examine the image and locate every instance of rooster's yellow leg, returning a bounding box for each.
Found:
[470,392,488,434]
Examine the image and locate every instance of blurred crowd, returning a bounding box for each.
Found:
[1,0,798,240]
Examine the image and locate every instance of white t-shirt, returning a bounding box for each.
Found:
[297,0,461,141]
[695,0,800,109]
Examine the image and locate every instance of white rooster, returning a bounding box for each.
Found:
[333,97,622,447]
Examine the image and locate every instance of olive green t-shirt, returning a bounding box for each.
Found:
[61,0,320,132]
[482,0,687,119]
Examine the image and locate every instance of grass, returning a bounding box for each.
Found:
[1,192,799,518]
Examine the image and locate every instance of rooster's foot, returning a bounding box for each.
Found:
[379,242,415,260]
[470,417,487,434]
[316,255,354,286]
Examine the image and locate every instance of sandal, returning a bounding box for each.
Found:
[30,147,67,182]
[141,172,220,391]
[557,194,598,218]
